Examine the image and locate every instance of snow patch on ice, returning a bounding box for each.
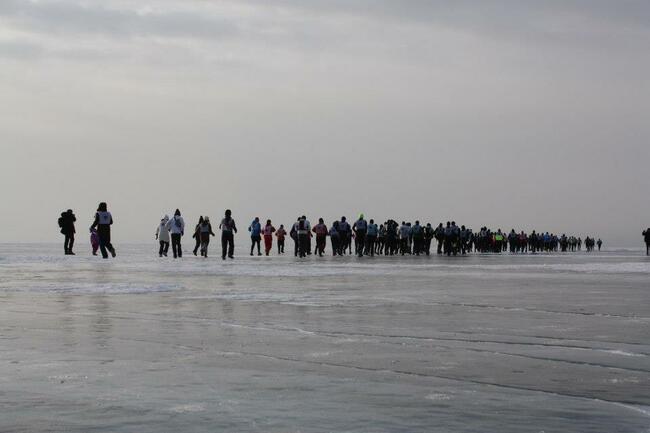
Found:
[425,393,452,401]
[604,350,647,357]
[168,403,206,413]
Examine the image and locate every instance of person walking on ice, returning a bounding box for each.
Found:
[219,209,237,260]
[166,209,185,258]
[90,202,116,259]
[262,220,276,256]
[199,217,215,257]
[249,217,262,256]
[156,215,170,257]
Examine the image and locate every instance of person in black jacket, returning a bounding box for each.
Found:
[219,209,237,260]
[59,209,76,255]
[192,216,204,256]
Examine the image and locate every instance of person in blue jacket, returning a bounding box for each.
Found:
[249,217,262,256]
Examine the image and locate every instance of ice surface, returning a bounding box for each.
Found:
[0,243,648,432]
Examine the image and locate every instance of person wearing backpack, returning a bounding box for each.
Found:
[219,209,237,260]
[248,217,262,256]
[312,218,328,257]
[58,209,76,255]
[199,217,215,257]
[353,214,368,257]
[155,215,170,257]
[296,216,310,258]
[166,209,185,258]
[90,202,116,259]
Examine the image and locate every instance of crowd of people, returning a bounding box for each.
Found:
[56,204,630,259]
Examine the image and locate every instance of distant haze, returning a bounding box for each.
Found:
[1,1,648,246]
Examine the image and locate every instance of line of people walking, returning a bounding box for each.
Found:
[60,205,632,258]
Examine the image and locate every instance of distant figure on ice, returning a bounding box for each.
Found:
[90,228,99,256]
[330,221,341,256]
[296,216,310,258]
[290,217,299,256]
[262,219,276,256]
[312,218,328,257]
[338,217,351,255]
[249,217,262,256]
[219,209,237,260]
[198,216,215,257]
[275,224,286,254]
[643,229,650,255]
[166,209,185,258]
[58,209,76,255]
[155,215,170,257]
[411,221,423,255]
[192,216,204,256]
[597,238,603,251]
[353,214,367,257]
[90,202,116,259]
[366,219,378,257]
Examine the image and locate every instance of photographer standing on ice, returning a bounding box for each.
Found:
[90,202,116,259]
[166,209,185,258]
[58,209,76,255]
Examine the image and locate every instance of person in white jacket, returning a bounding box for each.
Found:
[156,215,170,257]
[166,209,185,258]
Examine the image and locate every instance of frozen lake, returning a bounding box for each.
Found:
[0,244,648,432]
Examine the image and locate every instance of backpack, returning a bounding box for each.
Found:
[58,217,64,229]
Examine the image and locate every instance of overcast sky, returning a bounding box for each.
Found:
[1,0,648,246]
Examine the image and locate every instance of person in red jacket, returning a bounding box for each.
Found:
[262,220,276,256]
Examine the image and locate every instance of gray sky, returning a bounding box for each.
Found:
[1,0,648,246]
